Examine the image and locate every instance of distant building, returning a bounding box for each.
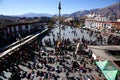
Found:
[85,14,120,31]
[64,17,74,22]
[111,22,120,30]
[0,20,42,48]
[117,19,120,22]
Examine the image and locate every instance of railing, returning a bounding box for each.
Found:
[0,35,32,53]
[0,28,48,58]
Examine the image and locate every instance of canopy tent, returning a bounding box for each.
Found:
[117,71,120,80]
[102,70,118,80]
[96,60,108,70]
[118,71,120,76]
[96,60,120,80]
[96,60,117,70]
[104,62,117,70]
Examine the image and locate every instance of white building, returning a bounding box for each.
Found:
[85,15,112,30]
[117,19,120,22]
[64,17,74,22]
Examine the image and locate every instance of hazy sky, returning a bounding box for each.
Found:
[0,0,119,15]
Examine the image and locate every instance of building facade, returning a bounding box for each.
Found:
[0,21,42,48]
[85,15,112,30]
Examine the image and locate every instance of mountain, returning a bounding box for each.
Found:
[0,15,18,20]
[63,2,120,17]
[0,2,120,18]
[19,13,53,18]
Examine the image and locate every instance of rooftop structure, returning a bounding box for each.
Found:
[88,46,120,61]
[85,15,120,31]
[0,20,39,30]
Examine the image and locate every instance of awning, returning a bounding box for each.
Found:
[102,70,118,80]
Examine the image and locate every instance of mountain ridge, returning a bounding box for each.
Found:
[18,13,53,17]
[66,2,120,17]
[0,2,120,18]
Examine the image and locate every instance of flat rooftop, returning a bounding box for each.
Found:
[88,46,120,61]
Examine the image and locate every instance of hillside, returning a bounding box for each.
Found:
[65,2,120,17]
[19,13,53,18]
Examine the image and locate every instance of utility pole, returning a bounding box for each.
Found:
[58,1,61,42]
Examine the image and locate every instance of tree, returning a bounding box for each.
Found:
[48,21,54,29]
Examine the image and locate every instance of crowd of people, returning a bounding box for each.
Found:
[107,34,120,45]
[0,43,37,80]
[0,41,104,80]
[0,26,110,80]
